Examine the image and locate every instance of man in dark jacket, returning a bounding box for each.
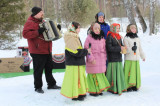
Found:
[23,6,60,94]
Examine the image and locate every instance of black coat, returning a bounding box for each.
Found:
[106,34,122,62]
[65,49,88,65]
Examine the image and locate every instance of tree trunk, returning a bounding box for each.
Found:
[104,0,106,15]
[99,0,102,11]
[123,0,136,25]
[149,0,155,35]
[131,0,147,33]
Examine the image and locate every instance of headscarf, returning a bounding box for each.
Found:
[67,22,76,33]
[64,22,82,53]
[90,22,104,40]
[107,23,121,40]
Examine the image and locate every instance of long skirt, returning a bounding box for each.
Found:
[124,60,141,89]
[60,65,88,98]
[87,73,110,94]
[106,62,127,95]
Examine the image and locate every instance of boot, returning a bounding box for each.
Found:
[90,93,99,97]
[132,87,138,91]
[79,95,86,98]
[72,96,85,101]
[35,88,44,94]
[127,88,132,92]
[47,85,61,89]
[99,93,103,95]
[77,95,85,101]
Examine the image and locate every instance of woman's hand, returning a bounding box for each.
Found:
[121,46,125,51]
[87,48,91,54]
[91,60,96,64]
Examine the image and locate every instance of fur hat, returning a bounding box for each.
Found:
[31,7,42,16]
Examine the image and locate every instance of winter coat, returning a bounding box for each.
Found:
[123,36,145,61]
[84,34,107,74]
[100,23,110,40]
[64,32,88,65]
[106,34,122,62]
[23,16,52,54]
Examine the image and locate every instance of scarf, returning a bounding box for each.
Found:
[91,30,104,40]
[126,32,138,38]
[64,32,82,54]
[107,31,121,40]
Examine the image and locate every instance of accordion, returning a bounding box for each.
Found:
[39,20,62,41]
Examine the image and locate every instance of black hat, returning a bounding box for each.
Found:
[31,7,42,16]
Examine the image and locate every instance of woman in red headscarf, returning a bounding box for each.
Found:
[106,23,127,95]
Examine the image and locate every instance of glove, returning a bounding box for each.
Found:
[132,46,137,51]
[38,28,46,34]
[57,24,61,31]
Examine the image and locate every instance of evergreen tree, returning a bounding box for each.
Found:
[43,0,55,21]
[0,0,25,49]
[61,0,99,27]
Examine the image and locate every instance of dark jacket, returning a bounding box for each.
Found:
[23,16,52,54]
[65,49,88,65]
[106,34,122,62]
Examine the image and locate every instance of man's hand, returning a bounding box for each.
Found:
[57,24,61,31]
[38,28,46,34]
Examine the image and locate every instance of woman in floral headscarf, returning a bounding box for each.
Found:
[106,23,127,95]
[60,22,90,101]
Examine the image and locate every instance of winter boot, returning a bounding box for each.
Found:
[99,92,103,95]
[79,95,86,98]
[132,87,138,91]
[35,88,44,94]
[90,93,99,97]
[72,98,78,101]
[127,88,132,92]
[77,95,85,101]
[47,85,61,89]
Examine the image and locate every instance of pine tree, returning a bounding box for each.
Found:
[0,0,25,49]
[61,0,99,27]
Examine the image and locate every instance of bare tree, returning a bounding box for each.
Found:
[131,0,147,33]
[123,0,136,25]
[149,0,156,35]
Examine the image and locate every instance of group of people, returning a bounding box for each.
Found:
[60,12,146,101]
[23,6,145,101]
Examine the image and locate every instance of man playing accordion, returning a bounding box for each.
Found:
[23,6,61,93]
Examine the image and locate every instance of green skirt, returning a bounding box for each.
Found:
[106,62,127,95]
[124,60,141,89]
[87,73,110,94]
[60,65,88,98]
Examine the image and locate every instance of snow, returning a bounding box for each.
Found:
[0,18,160,106]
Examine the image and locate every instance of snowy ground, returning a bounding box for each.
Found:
[0,18,160,106]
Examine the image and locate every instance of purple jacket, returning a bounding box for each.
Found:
[84,35,107,74]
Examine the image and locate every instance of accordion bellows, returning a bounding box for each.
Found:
[39,20,62,41]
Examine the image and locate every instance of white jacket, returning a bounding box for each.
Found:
[123,36,145,61]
